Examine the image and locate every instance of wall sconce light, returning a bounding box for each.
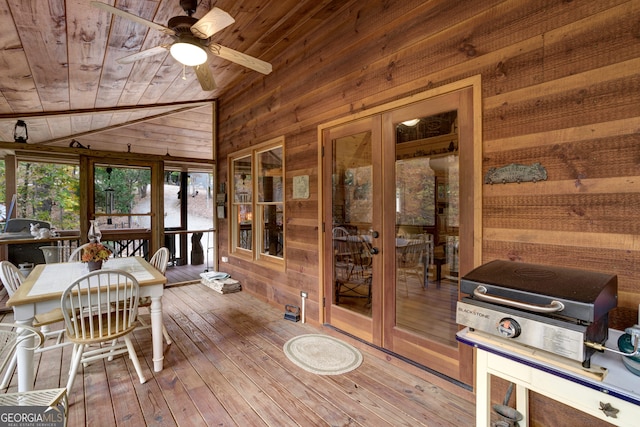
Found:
[14,120,28,143]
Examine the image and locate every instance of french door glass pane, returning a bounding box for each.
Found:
[395,111,459,348]
[331,131,373,317]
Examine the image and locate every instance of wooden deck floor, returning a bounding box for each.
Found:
[1,264,475,426]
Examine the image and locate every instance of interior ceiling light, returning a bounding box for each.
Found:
[170,39,208,66]
[401,119,421,127]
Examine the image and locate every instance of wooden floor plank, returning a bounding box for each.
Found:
[166,293,294,426]
[160,303,270,426]
[1,265,475,427]
[169,286,339,427]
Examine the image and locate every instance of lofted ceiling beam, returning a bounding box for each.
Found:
[0,100,213,120]
[36,104,212,146]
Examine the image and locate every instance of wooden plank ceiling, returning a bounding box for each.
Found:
[0,0,339,160]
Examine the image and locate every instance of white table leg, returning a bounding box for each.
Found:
[150,295,164,372]
[16,318,35,392]
[476,348,491,427]
[516,383,529,427]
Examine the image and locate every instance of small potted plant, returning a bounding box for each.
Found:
[82,242,112,271]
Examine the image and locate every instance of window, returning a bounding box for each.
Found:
[93,164,151,230]
[17,160,80,231]
[230,137,284,267]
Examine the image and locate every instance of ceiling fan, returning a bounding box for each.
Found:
[91,0,272,91]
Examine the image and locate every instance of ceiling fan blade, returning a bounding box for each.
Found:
[90,1,175,36]
[194,64,217,91]
[117,45,169,64]
[190,8,235,39]
[208,44,273,75]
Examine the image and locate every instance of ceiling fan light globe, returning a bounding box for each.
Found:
[170,42,207,66]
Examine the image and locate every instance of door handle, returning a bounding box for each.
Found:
[370,247,379,255]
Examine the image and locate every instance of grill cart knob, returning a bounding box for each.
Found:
[497,318,521,338]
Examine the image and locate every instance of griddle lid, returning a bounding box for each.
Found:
[461,260,617,322]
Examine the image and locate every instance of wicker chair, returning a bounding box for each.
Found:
[0,323,68,426]
[61,270,147,392]
[136,247,171,345]
[396,240,428,293]
[0,261,68,389]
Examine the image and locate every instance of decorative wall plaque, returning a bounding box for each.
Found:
[484,162,547,184]
[293,175,309,199]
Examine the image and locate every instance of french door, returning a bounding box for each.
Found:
[322,85,478,382]
[323,115,383,344]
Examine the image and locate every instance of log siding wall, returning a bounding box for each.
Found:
[217,1,639,423]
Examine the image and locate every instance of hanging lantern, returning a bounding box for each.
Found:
[105,167,114,225]
[14,120,28,143]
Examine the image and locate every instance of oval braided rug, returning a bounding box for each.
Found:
[283,334,363,375]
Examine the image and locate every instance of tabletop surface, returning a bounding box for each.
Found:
[7,256,166,306]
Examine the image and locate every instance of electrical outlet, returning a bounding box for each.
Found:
[300,291,308,298]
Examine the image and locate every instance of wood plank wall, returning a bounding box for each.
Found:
[216,1,640,424]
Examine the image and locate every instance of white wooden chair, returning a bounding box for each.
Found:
[67,243,91,262]
[137,247,171,345]
[150,247,170,275]
[61,270,147,392]
[0,323,68,426]
[0,261,68,389]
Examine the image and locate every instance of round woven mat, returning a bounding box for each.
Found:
[283,334,363,375]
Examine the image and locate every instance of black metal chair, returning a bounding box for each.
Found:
[333,229,372,306]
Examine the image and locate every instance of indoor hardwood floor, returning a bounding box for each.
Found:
[336,267,460,347]
[1,265,475,426]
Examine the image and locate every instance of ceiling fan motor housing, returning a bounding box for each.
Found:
[168,15,210,46]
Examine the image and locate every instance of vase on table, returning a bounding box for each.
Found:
[88,220,102,243]
[87,260,103,271]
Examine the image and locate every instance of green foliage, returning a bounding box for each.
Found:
[17,162,80,229]
[6,162,152,231]
[94,166,151,214]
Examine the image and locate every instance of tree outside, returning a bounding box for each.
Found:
[1,161,154,232]
[94,165,151,229]
[17,161,80,230]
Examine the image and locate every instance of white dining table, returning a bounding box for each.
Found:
[6,256,167,392]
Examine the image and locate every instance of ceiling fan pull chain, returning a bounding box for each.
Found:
[182,65,187,81]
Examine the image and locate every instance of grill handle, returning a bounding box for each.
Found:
[473,285,565,313]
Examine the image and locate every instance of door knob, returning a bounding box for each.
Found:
[370,247,379,255]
